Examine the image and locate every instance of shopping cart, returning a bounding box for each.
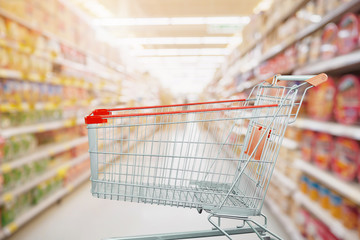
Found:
[85,74,327,240]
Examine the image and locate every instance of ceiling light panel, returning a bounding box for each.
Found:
[114,37,236,45]
[133,48,230,56]
[93,16,250,26]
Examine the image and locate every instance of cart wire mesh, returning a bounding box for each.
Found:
[85,74,327,218]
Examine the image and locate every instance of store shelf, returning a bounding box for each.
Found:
[0,169,90,239]
[294,192,359,240]
[282,138,298,150]
[0,8,125,75]
[272,170,297,193]
[294,159,360,205]
[0,153,89,205]
[0,69,22,79]
[294,49,360,75]
[0,136,88,174]
[236,0,360,75]
[293,118,360,140]
[1,117,84,138]
[234,0,310,65]
[265,197,304,240]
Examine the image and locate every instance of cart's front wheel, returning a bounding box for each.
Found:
[197,207,203,214]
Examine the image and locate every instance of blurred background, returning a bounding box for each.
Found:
[0,0,360,239]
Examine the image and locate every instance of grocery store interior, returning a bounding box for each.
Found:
[1,0,360,239]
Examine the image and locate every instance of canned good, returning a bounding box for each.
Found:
[300,175,309,194]
[341,199,358,229]
[319,185,330,209]
[330,193,342,219]
[309,180,320,201]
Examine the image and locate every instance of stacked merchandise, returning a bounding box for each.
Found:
[203,0,360,239]
[0,0,127,238]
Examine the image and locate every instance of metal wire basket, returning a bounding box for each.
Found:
[85,74,327,240]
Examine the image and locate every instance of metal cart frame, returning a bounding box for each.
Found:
[85,74,327,240]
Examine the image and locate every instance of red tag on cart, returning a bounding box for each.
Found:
[245,125,271,160]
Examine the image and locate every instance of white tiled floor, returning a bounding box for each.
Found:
[9,180,288,240]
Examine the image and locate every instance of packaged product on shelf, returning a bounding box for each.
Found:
[332,137,359,181]
[306,76,336,121]
[309,30,322,62]
[330,192,343,219]
[300,175,310,194]
[321,23,338,60]
[297,37,311,66]
[1,202,15,227]
[334,74,360,125]
[337,13,360,55]
[301,130,316,162]
[308,178,320,201]
[308,215,340,240]
[319,185,331,209]
[0,46,10,68]
[295,207,310,236]
[341,198,358,229]
[313,133,333,170]
[0,16,6,38]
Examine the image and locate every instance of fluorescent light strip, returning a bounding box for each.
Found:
[115,37,238,45]
[93,16,250,26]
[134,48,230,56]
[140,56,225,63]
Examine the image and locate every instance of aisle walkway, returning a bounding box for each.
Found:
[9,180,288,240]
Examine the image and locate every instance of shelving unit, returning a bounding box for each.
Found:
[232,0,310,65]
[293,118,360,141]
[1,118,84,138]
[207,1,360,239]
[294,159,360,205]
[0,169,91,239]
[0,153,89,205]
[0,136,88,174]
[229,0,360,77]
[272,170,297,193]
[294,192,359,240]
[265,198,304,240]
[295,50,360,75]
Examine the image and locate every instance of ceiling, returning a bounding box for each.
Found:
[69,0,262,95]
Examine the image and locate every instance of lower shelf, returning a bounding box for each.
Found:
[0,170,91,239]
[294,191,359,240]
[265,198,304,240]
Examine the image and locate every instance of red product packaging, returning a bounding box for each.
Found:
[321,23,338,60]
[332,138,360,181]
[309,216,340,240]
[301,130,316,162]
[334,74,360,125]
[313,133,333,170]
[307,76,336,121]
[337,13,360,55]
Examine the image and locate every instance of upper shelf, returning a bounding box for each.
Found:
[293,118,360,141]
[294,49,360,75]
[231,0,360,76]
[237,0,310,57]
[1,118,83,138]
[0,8,124,74]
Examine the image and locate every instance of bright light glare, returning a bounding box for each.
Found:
[93,16,250,26]
[140,56,225,63]
[133,48,230,56]
[114,37,238,45]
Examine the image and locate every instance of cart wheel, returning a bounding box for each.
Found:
[197,207,203,214]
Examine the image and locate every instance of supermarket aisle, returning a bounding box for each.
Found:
[8,180,288,240]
